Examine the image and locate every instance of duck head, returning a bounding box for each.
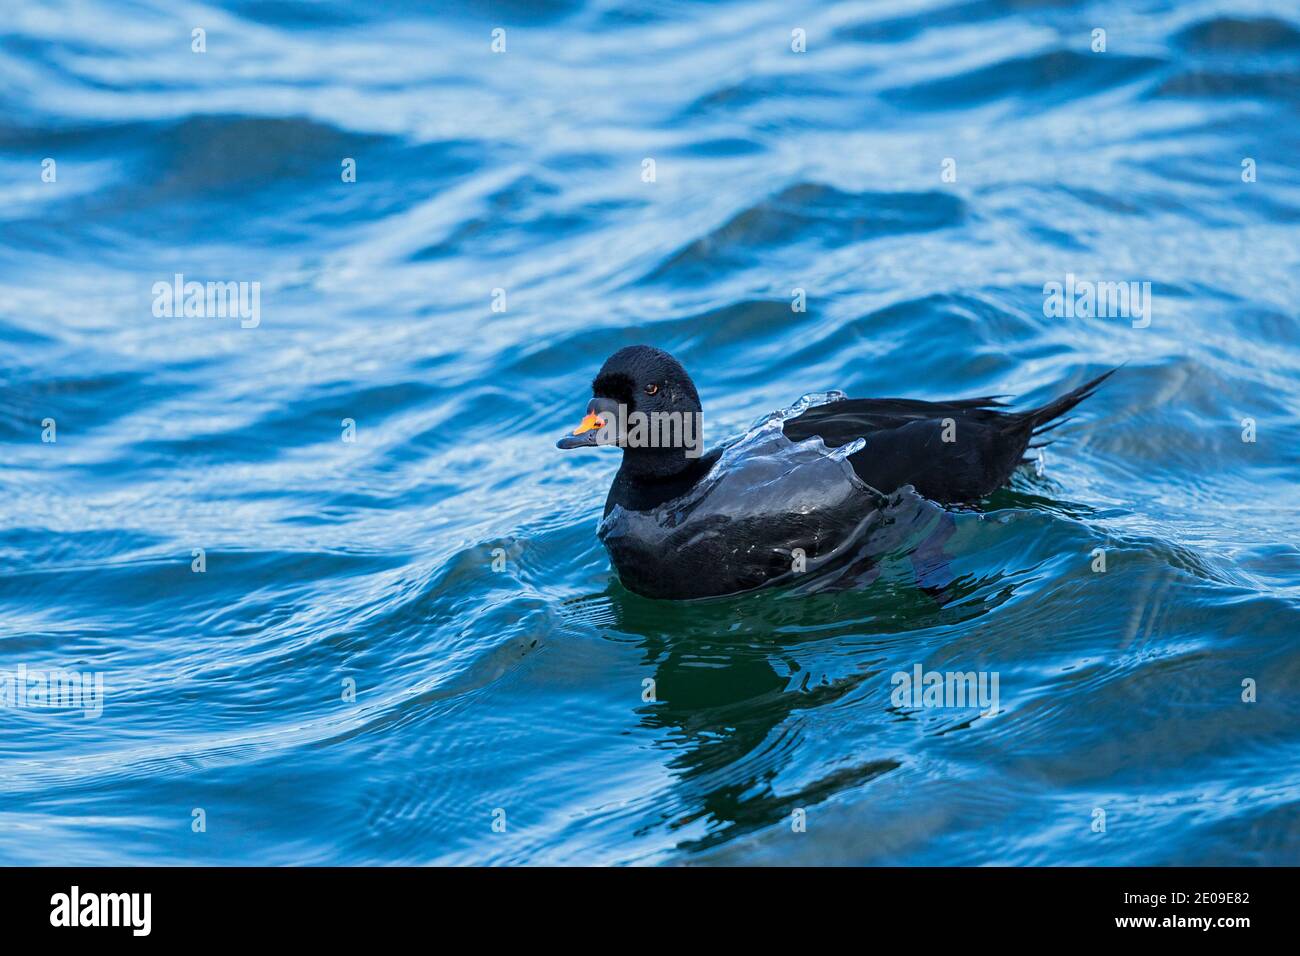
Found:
[556,345,705,478]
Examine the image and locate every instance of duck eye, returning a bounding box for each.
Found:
[644,383,659,396]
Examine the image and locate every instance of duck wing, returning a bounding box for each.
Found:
[781,370,1116,503]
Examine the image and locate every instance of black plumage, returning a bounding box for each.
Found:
[557,345,1115,599]
[784,372,1115,502]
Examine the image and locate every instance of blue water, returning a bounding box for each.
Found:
[2,0,1298,866]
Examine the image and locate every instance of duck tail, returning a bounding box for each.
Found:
[1020,367,1119,437]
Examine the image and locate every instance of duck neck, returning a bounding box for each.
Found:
[607,447,719,515]
[620,445,696,481]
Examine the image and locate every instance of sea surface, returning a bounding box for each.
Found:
[1,0,1298,865]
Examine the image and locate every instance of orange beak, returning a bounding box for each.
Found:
[557,397,618,450]
[572,412,605,435]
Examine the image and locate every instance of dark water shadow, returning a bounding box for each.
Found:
[569,528,1031,852]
